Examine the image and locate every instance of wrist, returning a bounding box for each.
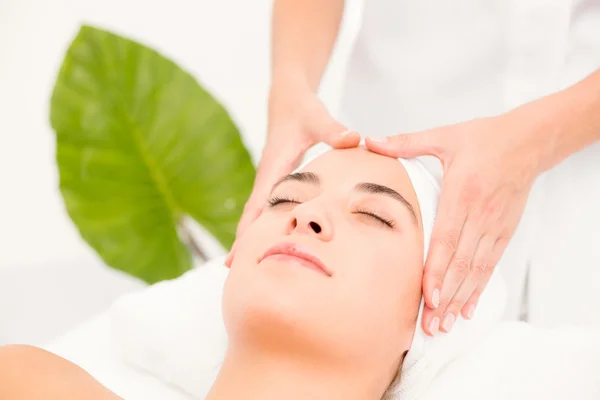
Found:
[270,65,316,94]
[268,72,316,118]
[510,89,590,173]
[508,96,564,173]
[514,70,600,173]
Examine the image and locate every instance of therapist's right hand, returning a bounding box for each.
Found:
[225,80,360,267]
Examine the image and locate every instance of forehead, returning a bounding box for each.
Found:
[299,147,415,197]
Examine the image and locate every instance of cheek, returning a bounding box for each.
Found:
[339,236,423,337]
[223,217,278,325]
[355,251,406,315]
[231,215,282,267]
[349,240,415,295]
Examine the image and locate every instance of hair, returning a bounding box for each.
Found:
[382,349,409,399]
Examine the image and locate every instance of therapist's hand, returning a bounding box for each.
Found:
[225,80,360,267]
[366,111,551,335]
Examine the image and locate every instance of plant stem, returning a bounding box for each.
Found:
[178,218,208,263]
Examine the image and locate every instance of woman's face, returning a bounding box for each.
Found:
[223,148,424,384]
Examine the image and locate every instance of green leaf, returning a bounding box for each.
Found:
[50,25,255,284]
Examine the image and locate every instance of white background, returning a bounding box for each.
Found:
[0,0,364,345]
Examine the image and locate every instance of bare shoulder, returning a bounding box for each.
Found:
[0,344,122,400]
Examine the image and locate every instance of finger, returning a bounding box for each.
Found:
[328,129,362,149]
[305,107,361,149]
[365,129,445,159]
[224,241,237,268]
[422,182,468,311]
[235,194,265,238]
[420,305,441,336]
[461,236,509,318]
[235,142,306,238]
[445,235,495,321]
[435,220,482,333]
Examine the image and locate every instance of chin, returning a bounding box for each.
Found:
[222,262,333,354]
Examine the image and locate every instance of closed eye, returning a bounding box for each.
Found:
[267,196,301,207]
[268,197,396,229]
[354,209,395,228]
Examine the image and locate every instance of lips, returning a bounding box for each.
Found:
[259,242,331,277]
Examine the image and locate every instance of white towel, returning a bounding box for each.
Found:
[419,322,600,400]
[110,258,229,399]
[389,272,507,400]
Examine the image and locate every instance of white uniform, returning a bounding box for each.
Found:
[339,0,600,326]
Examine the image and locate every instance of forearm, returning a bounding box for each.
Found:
[271,0,345,92]
[520,68,600,172]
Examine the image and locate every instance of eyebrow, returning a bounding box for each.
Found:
[273,172,320,188]
[272,172,418,224]
[354,182,418,224]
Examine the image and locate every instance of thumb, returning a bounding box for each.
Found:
[235,142,302,238]
[305,106,361,149]
[365,129,444,159]
[235,194,264,238]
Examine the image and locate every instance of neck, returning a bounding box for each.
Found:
[206,344,379,400]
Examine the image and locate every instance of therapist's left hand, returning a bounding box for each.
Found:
[366,111,552,336]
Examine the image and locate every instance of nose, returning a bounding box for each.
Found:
[287,202,333,241]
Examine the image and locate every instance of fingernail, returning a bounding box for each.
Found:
[367,136,387,143]
[340,129,355,137]
[431,288,440,309]
[429,317,440,335]
[467,304,475,319]
[442,314,455,332]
